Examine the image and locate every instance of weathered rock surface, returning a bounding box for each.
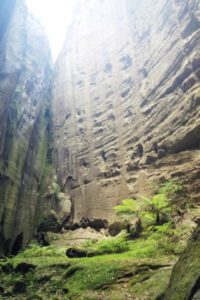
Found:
[1,0,200,259]
[0,0,52,255]
[46,227,108,248]
[164,225,200,300]
[37,172,72,232]
[64,217,108,232]
[52,0,200,222]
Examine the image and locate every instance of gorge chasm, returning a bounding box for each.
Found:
[0,0,200,299]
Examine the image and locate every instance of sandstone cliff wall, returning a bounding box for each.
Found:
[53,0,200,222]
[0,0,52,255]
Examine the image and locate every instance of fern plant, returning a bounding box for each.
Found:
[114,181,183,230]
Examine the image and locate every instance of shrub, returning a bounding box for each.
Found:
[17,244,65,258]
[96,238,129,254]
[114,181,185,231]
[82,236,129,255]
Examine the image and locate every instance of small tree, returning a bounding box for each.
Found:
[114,196,170,231]
[114,199,144,238]
[114,181,182,235]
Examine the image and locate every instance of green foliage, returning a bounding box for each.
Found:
[114,198,141,216]
[114,181,185,230]
[159,180,183,196]
[17,244,65,258]
[140,211,155,228]
[0,180,191,300]
[64,259,130,297]
[83,236,129,255]
[114,198,154,228]
[114,195,167,229]
[151,193,168,210]
[0,229,178,300]
[131,267,172,299]
[153,222,173,234]
[83,239,97,249]
[95,237,129,254]
[160,180,187,211]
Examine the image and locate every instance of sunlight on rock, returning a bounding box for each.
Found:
[0,0,200,299]
[25,0,77,60]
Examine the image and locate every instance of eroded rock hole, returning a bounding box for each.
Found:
[135,143,144,157]
[11,232,23,255]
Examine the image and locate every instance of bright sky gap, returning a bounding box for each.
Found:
[25,0,77,61]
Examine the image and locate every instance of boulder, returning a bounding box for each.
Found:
[37,214,61,233]
[164,225,200,300]
[89,218,108,231]
[14,263,36,274]
[80,217,90,229]
[64,218,108,232]
[36,232,49,247]
[108,222,124,236]
[66,248,87,258]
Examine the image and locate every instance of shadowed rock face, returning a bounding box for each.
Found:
[164,225,200,300]
[52,0,200,221]
[0,0,52,255]
[1,0,200,255]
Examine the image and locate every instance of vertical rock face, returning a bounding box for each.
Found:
[0,0,52,255]
[0,0,200,256]
[164,225,200,300]
[53,0,200,222]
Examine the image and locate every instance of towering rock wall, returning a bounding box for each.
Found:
[53,0,200,222]
[0,0,52,255]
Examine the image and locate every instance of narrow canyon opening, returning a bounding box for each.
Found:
[0,0,200,299]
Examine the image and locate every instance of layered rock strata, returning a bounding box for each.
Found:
[0,0,52,255]
[53,0,200,221]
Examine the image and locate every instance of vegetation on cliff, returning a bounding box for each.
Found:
[0,181,198,299]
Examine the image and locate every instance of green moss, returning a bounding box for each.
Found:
[64,260,125,294]
[6,137,27,178]
[34,121,48,181]
[114,198,142,216]
[131,267,172,299]
[0,230,176,299]
[0,180,194,299]
[164,226,200,300]
[16,244,66,259]
[83,235,129,255]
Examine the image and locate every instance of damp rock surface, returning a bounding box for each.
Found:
[52,0,200,221]
[0,0,52,255]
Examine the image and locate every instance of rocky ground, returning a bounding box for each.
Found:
[0,235,175,300]
[1,179,200,300]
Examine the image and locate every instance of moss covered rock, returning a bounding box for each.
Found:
[164,226,200,300]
